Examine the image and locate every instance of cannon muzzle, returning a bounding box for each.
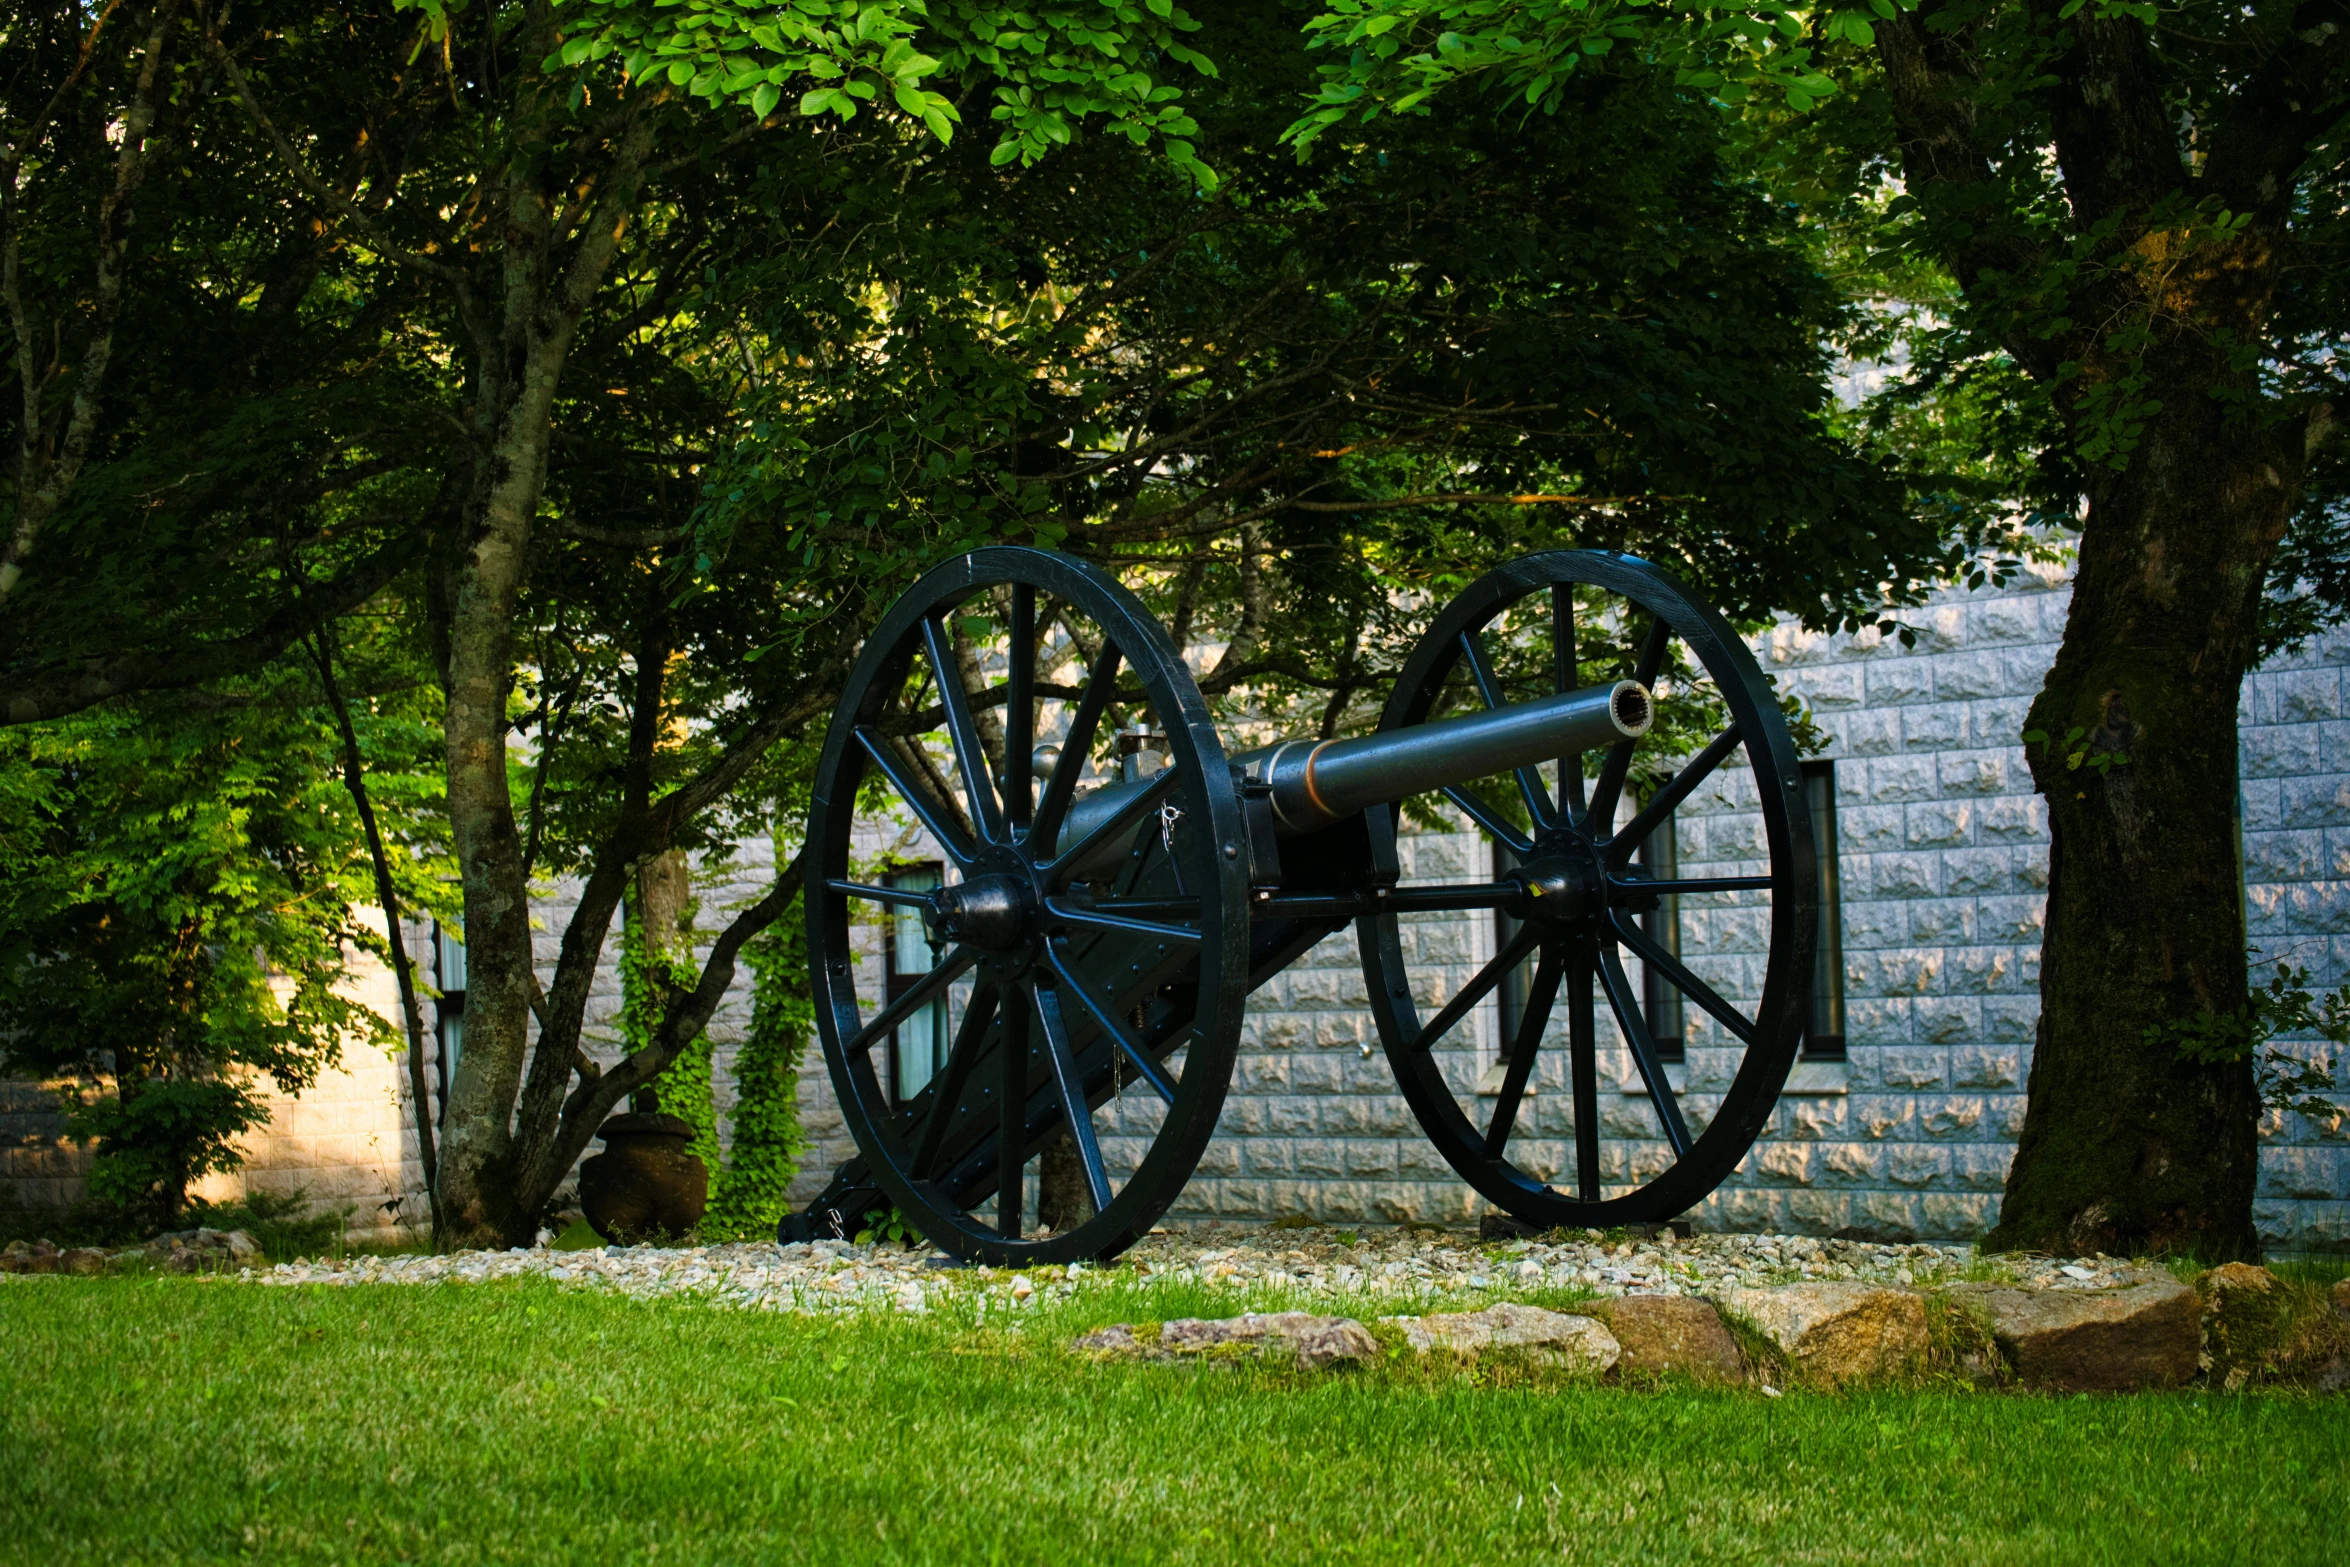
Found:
[1249,678,1650,834]
[1056,678,1650,873]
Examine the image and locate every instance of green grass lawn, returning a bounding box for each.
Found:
[3,1276,2342,1566]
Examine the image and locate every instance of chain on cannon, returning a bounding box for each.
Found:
[781,548,1815,1264]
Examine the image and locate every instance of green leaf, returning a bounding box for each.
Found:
[751,82,781,119]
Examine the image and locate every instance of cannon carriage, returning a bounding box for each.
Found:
[783,547,1815,1264]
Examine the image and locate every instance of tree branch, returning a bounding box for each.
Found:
[0,538,415,723]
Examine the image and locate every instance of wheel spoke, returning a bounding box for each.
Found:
[997,994,1028,1237]
[1568,945,1601,1201]
[1610,910,1759,1046]
[1032,982,1113,1214]
[1005,585,1035,835]
[1459,630,1555,832]
[1583,616,1670,832]
[1408,924,1541,1053]
[1484,944,1563,1159]
[910,982,999,1178]
[1554,583,1587,820]
[1606,873,1775,897]
[1043,895,1201,945]
[921,615,1005,845]
[1608,724,1743,866]
[1597,946,1694,1157]
[825,879,941,911]
[1034,638,1124,845]
[1044,764,1183,888]
[855,726,978,867]
[1256,882,1521,921]
[1046,943,1178,1105]
[1087,897,1207,919]
[845,945,978,1057]
[1441,784,1534,856]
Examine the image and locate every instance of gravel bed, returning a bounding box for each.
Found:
[254,1225,2148,1316]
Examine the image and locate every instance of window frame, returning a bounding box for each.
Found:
[1802,760,1847,1061]
[880,861,950,1103]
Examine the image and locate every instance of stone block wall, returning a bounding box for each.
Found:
[9,566,2342,1250]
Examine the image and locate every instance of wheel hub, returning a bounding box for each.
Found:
[932,874,1033,953]
[1513,835,1607,926]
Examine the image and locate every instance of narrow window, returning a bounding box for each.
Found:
[1492,840,1531,1057]
[433,923,466,1122]
[884,863,949,1100]
[1803,761,1846,1060]
[1638,809,1685,1062]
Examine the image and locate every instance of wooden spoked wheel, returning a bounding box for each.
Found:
[806,548,1250,1264]
[1360,551,1817,1228]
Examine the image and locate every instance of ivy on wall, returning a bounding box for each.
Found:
[703,885,812,1242]
[617,873,811,1243]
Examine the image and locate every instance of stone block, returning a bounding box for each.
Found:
[2241,778,2282,831]
[1785,1097,1849,1141]
[1982,996,2039,1044]
[1868,949,1943,996]
[1902,703,1965,751]
[1880,1049,1947,1089]
[2244,724,2324,777]
[1192,1140,1242,1177]
[1837,710,1902,755]
[1915,997,1982,1045]
[1755,1142,1815,1184]
[1977,794,2044,842]
[1887,1146,1945,1188]
[1918,1194,1996,1238]
[1905,801,1973,848]
[1720,1283,1928,1385]
[1944,848,2015,896]
[1977,597,2041,645]
[1867,661,1933,706]
[2282,776,2350,829]
[1802,665,1867,709]
[1819,1142,1880,1185]
[2272,669,2343,723]
[1939,751,2008,796]
[1787,1190,1857,1234]
[1398,1304,1620,1371]
[1080,1313,1376,1369]
[2259,1147,2346,1202]
[1949,1144,2014,1190]
[1945,1275,2199,1391]
[1949,1047,2022,1089]
[1935,650,2007,701]
[1955,947,2025,994]
[1905,901,1976,944]
[1867,756,1939,803]
[1245,1140,1299,1176]
[1587,1296,1747,1382]
[1852,1096,1917,1140]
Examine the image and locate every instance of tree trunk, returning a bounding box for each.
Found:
[1988,300,2293,1262]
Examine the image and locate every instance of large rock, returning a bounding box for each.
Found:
[60,1247,109,1276]
[1945,1274,2199,1391]
[1722,1283,1928,1385]
[2198,1263,2288,1385]
[1,1239,61,1275]
[1397,1303,1620,1372]
[144,1227,262,1273]
[1587,1295,1747,1383]
[1075,1313,1376,1368]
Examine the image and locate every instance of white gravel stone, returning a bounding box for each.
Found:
[244,1224,2134,1317]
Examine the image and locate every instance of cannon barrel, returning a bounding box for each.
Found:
[1056,678,1650,872]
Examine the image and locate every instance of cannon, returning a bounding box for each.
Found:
[782,547,1815,1263]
